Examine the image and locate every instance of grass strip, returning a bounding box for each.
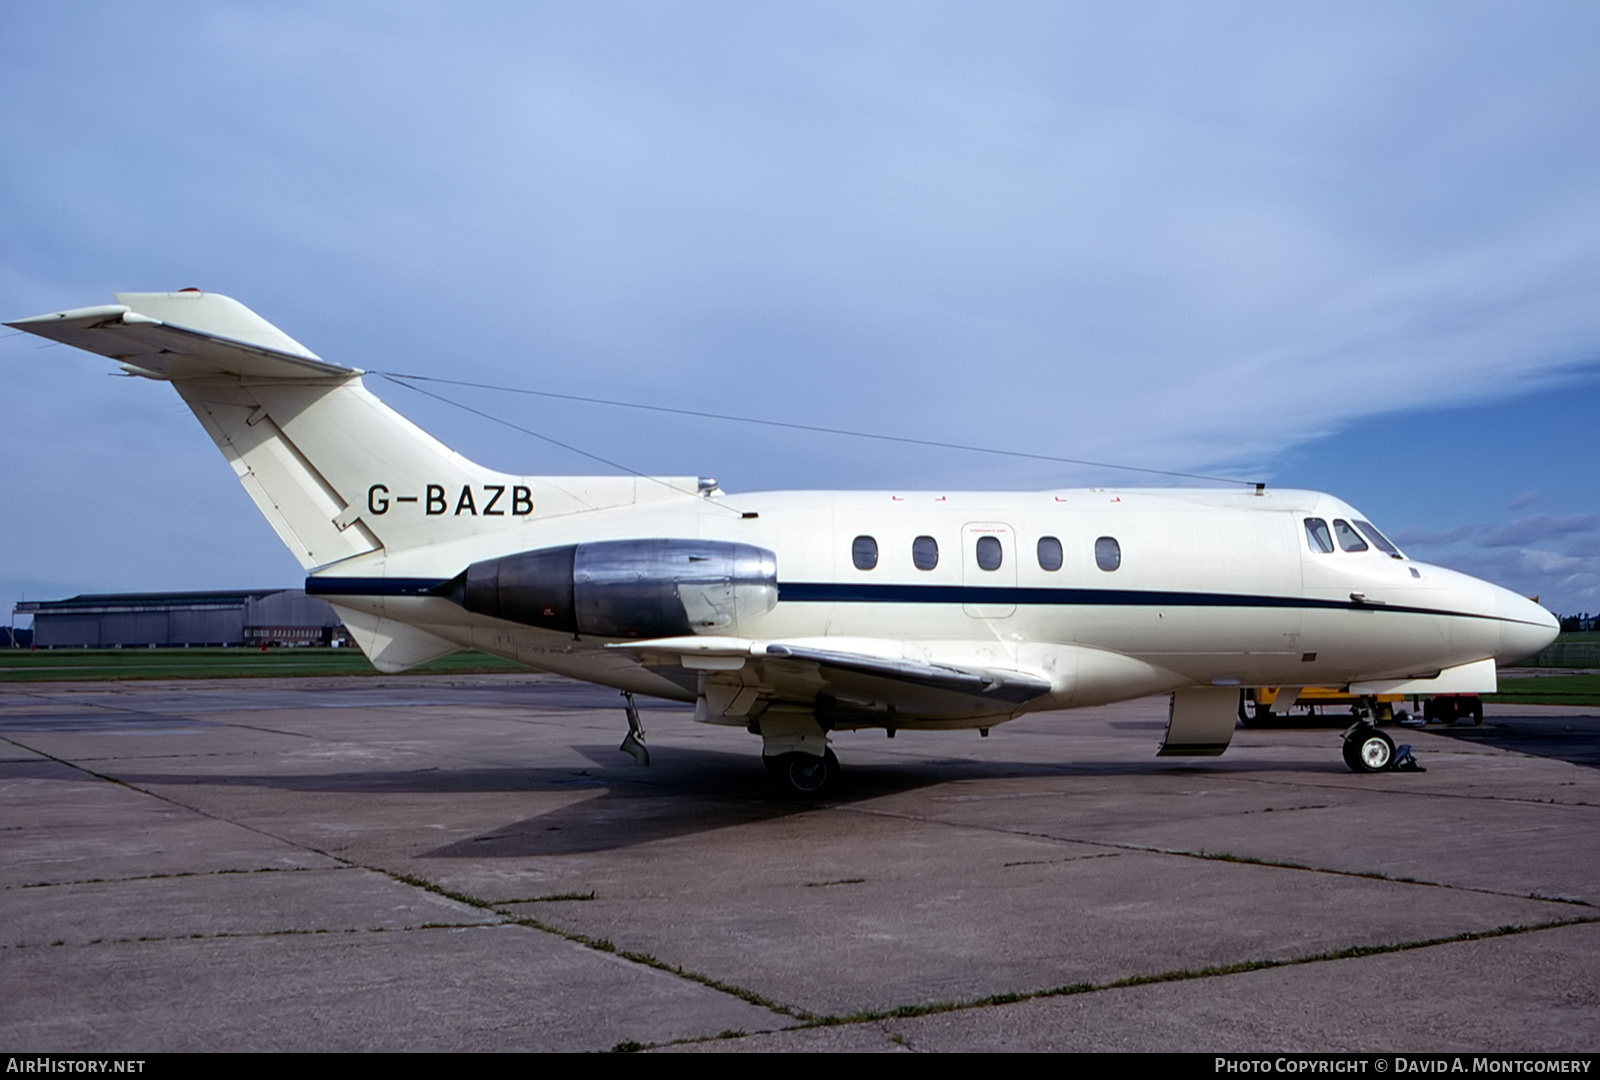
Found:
[0,647,524,682]
[1487,674,1600,707]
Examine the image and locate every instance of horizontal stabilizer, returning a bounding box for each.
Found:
[7,291,354,381]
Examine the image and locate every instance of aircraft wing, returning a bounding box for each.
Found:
[608,636,1054,725]
[7,292,355,381]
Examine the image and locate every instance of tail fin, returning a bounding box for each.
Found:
[10,291,700,570]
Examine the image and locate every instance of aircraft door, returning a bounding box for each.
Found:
[962,522,1016,619]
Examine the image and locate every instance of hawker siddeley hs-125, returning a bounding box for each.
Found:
[10,291,1559,795]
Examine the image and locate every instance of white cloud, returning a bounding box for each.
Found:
[4,4,1600,606]
[1475,514,1599,549]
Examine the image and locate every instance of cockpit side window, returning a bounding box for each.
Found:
[1333,519,1369,552]
[1305,518,1334,554]
[1354,520,1403,558]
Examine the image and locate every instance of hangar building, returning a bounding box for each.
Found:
[14,589,345,648]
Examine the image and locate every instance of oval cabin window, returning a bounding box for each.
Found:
[912,535,939,571]
[852,535,878,571]
[1094,536,1121,572]
[976,535,1003,571]
[1037,536,1063,571]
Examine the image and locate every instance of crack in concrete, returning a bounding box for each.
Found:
[12,866,327,890]
[833,801,1596,909]
[2,922,492,951]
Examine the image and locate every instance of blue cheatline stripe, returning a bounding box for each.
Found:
[303,574,1516,625]
[777,582,1331,608]
[775,581,1511,622]
[304,577,446,597]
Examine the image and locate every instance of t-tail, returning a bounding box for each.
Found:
[8,291,703,570]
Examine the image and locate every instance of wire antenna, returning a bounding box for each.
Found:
[379,371,1262,488]
[379,374,752,516]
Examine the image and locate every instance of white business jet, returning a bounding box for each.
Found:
[10,291,1559,795]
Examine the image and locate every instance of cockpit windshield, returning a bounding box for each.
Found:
[1353,519,1404,559]
[1332,519,1369,552]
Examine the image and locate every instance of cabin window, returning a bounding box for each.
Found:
[912,535,939,571]
[1304,518,1334,554]
[976,535,1003,571]
[1094,536,1121,571]
[1333,519,1369,552]
[851,535,878,571]
[1037,536,1063,571]
[1355,520,1403,558]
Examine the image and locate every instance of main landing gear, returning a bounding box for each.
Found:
[764,749,842,798]
[754,711,841,799]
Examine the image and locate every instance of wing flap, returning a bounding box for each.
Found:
[761,642,1051,704]
[609,636,1054,723]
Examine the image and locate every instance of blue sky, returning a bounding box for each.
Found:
[3,2,1597,620]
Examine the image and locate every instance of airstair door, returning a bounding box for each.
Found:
[961,522,1016,619]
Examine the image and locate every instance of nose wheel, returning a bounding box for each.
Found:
[1342,726,1395,773]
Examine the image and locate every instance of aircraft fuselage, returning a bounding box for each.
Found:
[309,485,1554,726]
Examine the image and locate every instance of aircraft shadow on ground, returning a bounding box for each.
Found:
[17,726,1349,853]
[417,744,1354,856]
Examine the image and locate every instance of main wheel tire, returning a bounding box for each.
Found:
[1342,728,1396,773]
[767,749,840,798]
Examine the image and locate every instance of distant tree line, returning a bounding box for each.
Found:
[1558,613,1597,632]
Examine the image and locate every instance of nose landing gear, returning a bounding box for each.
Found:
[1341,700,1424,773]
[1342,723,1395,772]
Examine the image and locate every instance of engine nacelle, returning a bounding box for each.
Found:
[439,538,779,639]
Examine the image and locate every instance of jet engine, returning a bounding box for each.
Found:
[437,538,779,639]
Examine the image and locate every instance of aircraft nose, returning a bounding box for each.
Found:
[1495,588,1559,666]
